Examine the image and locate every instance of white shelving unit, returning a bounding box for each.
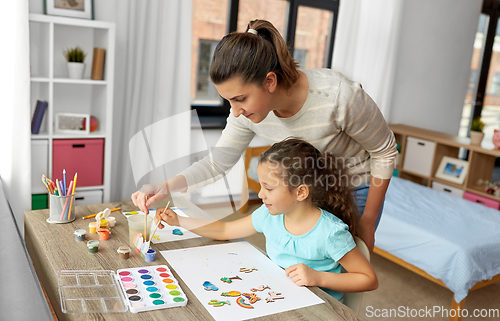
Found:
[29,13,115,205]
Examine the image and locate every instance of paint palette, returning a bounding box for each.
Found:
[117,265,188,313]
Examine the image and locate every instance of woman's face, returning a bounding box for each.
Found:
[214,76,274,123]
[256,162,298,215]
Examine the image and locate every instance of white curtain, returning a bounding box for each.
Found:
[332,0,403,118]
[111,0,193,202]
[0,0,31,229]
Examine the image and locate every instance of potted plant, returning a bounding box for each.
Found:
[63,46,87,79]
[470,117,485,145]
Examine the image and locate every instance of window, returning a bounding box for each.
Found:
[191,0,339,128]
[195,40,221,104]
[191,0,230,123]
[461,3,500,144]
[294,5,334,69]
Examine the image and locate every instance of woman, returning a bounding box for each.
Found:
[132,19,397,251]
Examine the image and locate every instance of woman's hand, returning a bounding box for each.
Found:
[131,182,169,214]
[155,207,179,229]
[285,263,320,287]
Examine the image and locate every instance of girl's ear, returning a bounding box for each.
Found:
[296,184,309,201]
[264,72,278,93]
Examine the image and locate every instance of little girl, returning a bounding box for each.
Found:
[155,138,378,302]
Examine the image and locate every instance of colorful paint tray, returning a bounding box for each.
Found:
[117,265,188,313]
[57,270,128,313]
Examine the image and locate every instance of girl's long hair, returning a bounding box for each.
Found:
[209,19,299,89]
[259,138,361,238]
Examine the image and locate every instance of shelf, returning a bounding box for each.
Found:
[398,169,430,181]
[29,13,115,30]
[52,133,107,139]
[53,78,107,85]
[31,77,50,83]
[29,14,115,203]
[465,186,500,201]
[31,135,50,140]
[391,124,500,208]
[75,186,104,192]
[430,177,464,190]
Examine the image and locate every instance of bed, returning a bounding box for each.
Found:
[374,177,500,321]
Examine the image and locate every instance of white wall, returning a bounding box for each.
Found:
[388,0,481,135]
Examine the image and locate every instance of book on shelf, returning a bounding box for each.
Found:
[91,47,106,80]
[31,100,48,135]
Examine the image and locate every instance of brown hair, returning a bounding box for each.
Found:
[209,19,300,89]
[259,138,361,238]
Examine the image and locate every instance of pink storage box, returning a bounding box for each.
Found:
[53,139,104,187]
[463,191,500,210]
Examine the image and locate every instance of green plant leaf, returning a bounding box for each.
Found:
[63,46,87,63]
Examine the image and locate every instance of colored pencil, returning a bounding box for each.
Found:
[62,169,67,196]
[67,173,77,220]
[60,181,73,221]
[41,175,52,194]
[82,207,120,220]
[44,176,54,194]
[55,179,60,196]
[59,180,65,196]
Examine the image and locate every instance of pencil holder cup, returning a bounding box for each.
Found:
[48,194,76,224]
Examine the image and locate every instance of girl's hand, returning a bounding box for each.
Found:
[155,207,179,229]
[285,263,320,287]
[131,182,169,214]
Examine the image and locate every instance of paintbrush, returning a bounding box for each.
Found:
[149,201,170,242]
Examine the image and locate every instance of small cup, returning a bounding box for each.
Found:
[98,228,110,240]
[89,222,97,234]
[128,214,153,248]
[87,240,99,253]
[74,229,86,242]
[107,216,116,227]
[117,246,131,259]
[145,249,156,262]
[99,219,109,229]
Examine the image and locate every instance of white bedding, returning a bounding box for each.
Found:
[375,177,500,302]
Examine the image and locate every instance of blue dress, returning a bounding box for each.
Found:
[251,204,356,302]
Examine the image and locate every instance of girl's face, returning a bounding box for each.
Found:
[214,76,274,123]
[256,162,297,215]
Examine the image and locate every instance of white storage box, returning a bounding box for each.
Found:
[74,190,103,206]
[403,137,436,177]
[31,140,49,194]
[432,181,464,198]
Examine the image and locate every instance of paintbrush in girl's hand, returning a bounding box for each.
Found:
[142,201,170,253]
[149,201,170,242]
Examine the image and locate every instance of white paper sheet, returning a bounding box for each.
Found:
[150,208,202,243]
[161,241,324,321]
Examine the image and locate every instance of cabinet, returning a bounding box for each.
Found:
[391,124,500,206]
[29,14,115,205]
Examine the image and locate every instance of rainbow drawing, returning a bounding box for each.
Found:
[236,297,253,309]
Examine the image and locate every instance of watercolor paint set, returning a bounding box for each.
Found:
[57,265,187,314]
[117,265,188,313]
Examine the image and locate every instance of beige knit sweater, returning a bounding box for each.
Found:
[181,68,398,191]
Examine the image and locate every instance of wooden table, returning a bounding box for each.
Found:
[25,198,366,321]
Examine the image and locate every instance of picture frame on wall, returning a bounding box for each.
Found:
[435,156,469,185]
[44,0,94,20]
